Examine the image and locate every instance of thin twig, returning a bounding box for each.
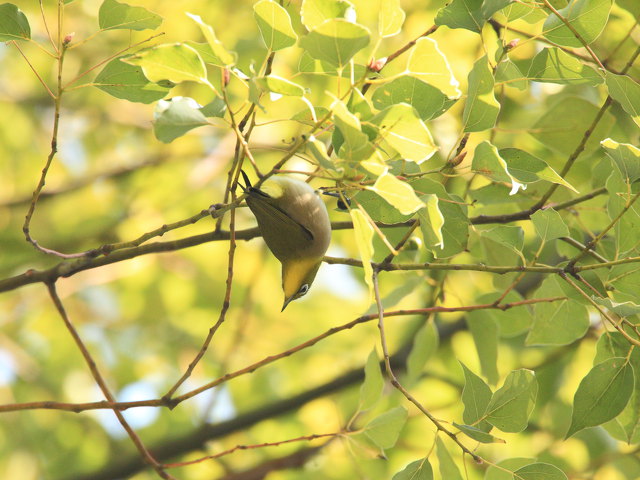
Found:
[39,0,58,53]
[46,282,175,480]
[0,295,564,415]
[12,41,55,98]
[559,273,640,347]
[566,192,640,272]
[371,271,483,464]
[540,0,605,69]
[163,191,238,401]
[164,432,339,468]
[22,42,68,256]
[63,32,165,89]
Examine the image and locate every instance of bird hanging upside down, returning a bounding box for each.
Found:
[241,171,331,311]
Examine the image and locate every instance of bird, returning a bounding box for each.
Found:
[240,171,332,311]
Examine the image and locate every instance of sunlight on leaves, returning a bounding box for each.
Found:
[543,0,612,48]
[98,0,161,31]
[299,18,370,68]
[406,38,461,99]
[253,0,298,51]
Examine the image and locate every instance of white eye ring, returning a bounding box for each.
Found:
[298,284,309,296]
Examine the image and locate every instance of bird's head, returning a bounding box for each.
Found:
[281,257,323,311]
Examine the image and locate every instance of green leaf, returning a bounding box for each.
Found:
[532,96,614,156]
[596,333,640,444]
[371,103,438,164]
[406,38,461,99]
[605,166,640,255]
[372,76,455,121]
[472,142,577,194]
[364,406,408,449]
[367,172,424,215]
[527,47,603,86]
[463,55,500,132]
[306,137,335,170]
[566,357,634,438]
[605,74,640,128]
[392,458,433,480]
[253,0,297,51]
[301,0,355,30]
[483,225,524,254]
[347,89,373,120]
[453,423,505,443]
[486,369,537,433]
[299,19,370,68]
[351,208,375,301]
[200,97,227,118]
[435,0,484,33]
[460,362,493,425]
[153,97,209,143]
[186,13,236,67]
[412,178,469,258]
[0,3,30,41]
[527,276,589,346]
[482,0,514,17]
[435,438,463,480]
[513,462,568,480]
[499,148,578,193]
[466,310,499,385]
[407,321,439,381]
[531,208,569,241]
[355,190,413,225]
[418,194,445,251]
[256,75,306,97]
[479,291,532,338]
[601,138,640,183]
[495,59,527,90]
[94,57,170,104]
[98,0,161,31]
[379,0,405,37]
[332,100,375,161]
[485,458,536,480]
[472,141,525,195]
[359,349,384,410]
[593,297,640,317]
[124,43,210,87]
[543,0,612,48]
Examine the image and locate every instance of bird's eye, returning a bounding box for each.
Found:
[298,284,309,296]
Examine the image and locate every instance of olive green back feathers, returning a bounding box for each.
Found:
[242,173,331,310]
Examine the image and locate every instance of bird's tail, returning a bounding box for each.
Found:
[239,170,252,192]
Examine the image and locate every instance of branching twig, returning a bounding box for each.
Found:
[540,0,605,70]
[371,271,482,464]
[164,432,339,468]
[46,282,176,480]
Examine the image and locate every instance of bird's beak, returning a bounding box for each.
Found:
[281,296,294,312]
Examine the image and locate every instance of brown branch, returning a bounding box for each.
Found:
[22,43,68,256]
[371,271,483,463]
[59,319,466,480]
[164,432,338,468]
[163,192,238,401]
[0,296,561,415]
[46,283,175,480]
[566,192,640,272]
[540,0,604,69]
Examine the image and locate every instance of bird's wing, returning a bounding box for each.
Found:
[246,191,314,243]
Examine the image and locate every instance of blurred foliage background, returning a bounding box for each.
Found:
[1,0,640,479]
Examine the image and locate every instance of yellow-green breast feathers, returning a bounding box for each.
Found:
[243,174,331,310]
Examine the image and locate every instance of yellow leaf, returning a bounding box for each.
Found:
[367,172,424,215]
[351,208,375,302]
[406,38,461,99]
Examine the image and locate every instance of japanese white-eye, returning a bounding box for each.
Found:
[241,172,331,311]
